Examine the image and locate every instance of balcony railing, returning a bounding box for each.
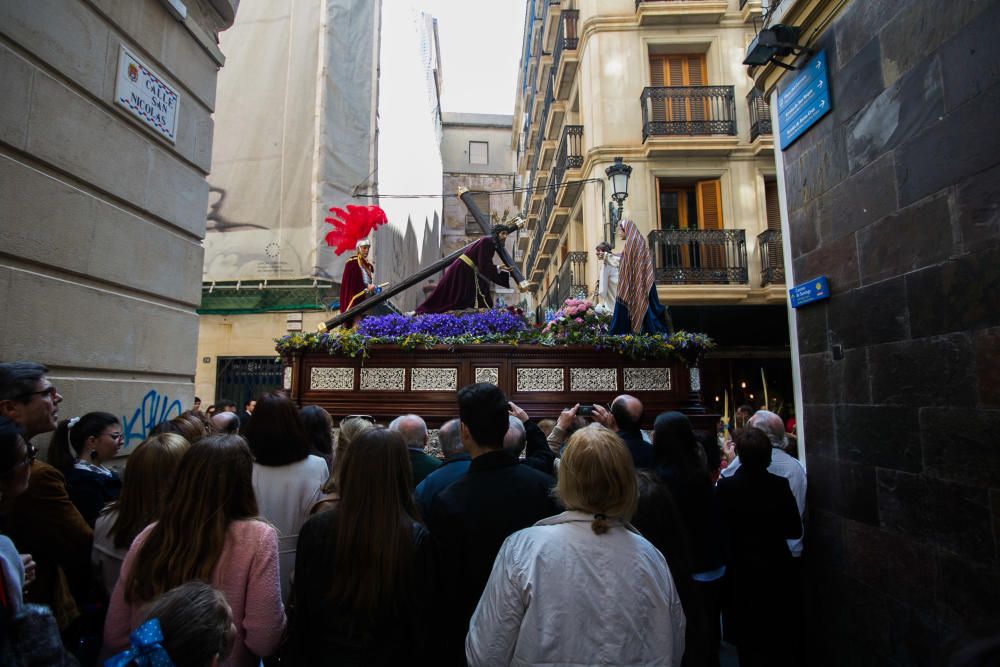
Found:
[547,125,583,209]
[748,87,772,141]
[641,86,737,141]
[551,10,579,75]
[556,251,589,304]
[637,0,718,6]
[758,229,784,286]
[649,229,748,284]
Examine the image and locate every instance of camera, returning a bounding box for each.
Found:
[577,404,594,416]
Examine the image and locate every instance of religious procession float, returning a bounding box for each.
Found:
[276,191,718,429]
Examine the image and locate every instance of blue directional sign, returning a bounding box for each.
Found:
[777,50,832,150]
[789,276,830,308]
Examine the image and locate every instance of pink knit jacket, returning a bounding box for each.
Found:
[103,519,287,667]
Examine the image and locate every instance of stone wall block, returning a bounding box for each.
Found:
[906,244,1000,338]
[798,125,850,204]
[832,37,884,126]
[143,149,211,237]
[806,455,881,526]
[921,407,1000,488]
[792,232,859,295]
[816,152,898,245]
[940,1,1000,113]
[793,299,828,355]
[159,15,220,109]
[974,327,1000,408]
[88,0,169,72]
[803,403,836,457]
[26,72,151,208]
[0,268,9,347]
[789,198,821,257]
[0,0,110,96]
[884,597,944,667]
[0,44,32,150]
[953,162,1000,255]
[856,192,954,285]
[842,520,937,610]
[879,0,994,87]
[826,277,909,349]
[833,1,904,66]
[834,404,922,472]
[2,269,197,376]
[845,55,944,175]
[935,553,1000,642]
[895,81,1000,207]
[876,469,993,564]
[868,333,978,407]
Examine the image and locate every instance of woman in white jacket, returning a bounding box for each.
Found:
[467,425,686,666]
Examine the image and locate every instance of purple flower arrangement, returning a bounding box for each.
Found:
[357,309,527,339]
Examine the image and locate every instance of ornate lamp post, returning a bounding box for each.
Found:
[605,156,632,247]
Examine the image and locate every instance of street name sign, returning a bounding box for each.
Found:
[777,50,831,150]
[114,46,180,143]
[789,276,830,308]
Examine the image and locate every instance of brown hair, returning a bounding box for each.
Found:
[124,435,258,604]
[106,433,190,550]
[48,412,120,472]
[138,581,234,667]
[557,425,638,534]
[328,428,419,620]
[242,392,311,466]
[323,417,376,494]
[734,427,773,469]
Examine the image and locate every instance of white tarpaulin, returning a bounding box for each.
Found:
[204,0,378,283]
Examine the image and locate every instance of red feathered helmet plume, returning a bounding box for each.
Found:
[323,205,388,255]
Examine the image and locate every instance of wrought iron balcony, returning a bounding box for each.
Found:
[551,10,578,75]
[649,229,748,285]
[758,229,784,286]
[637,0,719,6]
[548,125,583,205]
[641,86,737,141]
[748,87,772,141]
[556,251,589,304]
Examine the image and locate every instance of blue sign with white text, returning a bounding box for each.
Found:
[778,50,832,150]
[789,276,830,308]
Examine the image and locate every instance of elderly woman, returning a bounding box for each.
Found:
[466,425,686,666]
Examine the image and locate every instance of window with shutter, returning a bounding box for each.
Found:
[469,141,489,165]
[649,54,709,126]
[696,179,724,268]
[764,179,781,231]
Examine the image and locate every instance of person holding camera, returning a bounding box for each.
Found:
[547,395,654,470]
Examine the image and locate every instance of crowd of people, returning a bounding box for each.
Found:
[0,360,807,667]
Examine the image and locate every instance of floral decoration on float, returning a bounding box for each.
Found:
[275,300,715,362]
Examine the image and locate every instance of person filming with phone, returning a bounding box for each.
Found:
[547,395,654,470]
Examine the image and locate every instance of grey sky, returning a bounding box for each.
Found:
[422,0,525,115]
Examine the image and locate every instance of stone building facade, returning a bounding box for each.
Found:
[439,112,517,307]
[0,0,238,449]
[512,0,793,412]
[752,0,1000,662]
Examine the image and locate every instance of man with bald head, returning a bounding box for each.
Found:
[720,409,806,557]
[607,394,654,469]
[211,410,240,434]
[389,413,441,487]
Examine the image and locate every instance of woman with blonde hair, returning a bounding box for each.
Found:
[310,416,376,514]
[102,435,285,666]
[467,424,686,666]
[92,432,190,597]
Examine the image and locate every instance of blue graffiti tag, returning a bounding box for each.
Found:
[122,389,183,447]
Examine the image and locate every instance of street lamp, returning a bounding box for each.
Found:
[605,156,632,219]
[605,157,632,247]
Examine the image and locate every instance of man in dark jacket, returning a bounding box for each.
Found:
[389,413,442,487]
[598,394,654,469]
[427,383,559,665]
[505,401,556,476]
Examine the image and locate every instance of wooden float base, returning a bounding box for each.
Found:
[284,345,719,430]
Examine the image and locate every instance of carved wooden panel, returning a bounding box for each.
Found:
[570,368,617,392]
[360,368,406,391]
[310,367,353,391]
[411,368,458,392]
[624,367,671,392]
[516,368,564,392]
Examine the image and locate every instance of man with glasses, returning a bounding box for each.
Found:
[0,361,93,637]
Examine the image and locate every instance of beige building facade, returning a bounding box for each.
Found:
[513,0,790,407]
[439,112,519,306]
[0,0,238,448]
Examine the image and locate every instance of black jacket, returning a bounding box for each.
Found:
[716,466,801,571]
[619,428,655,469]
[520,419,556,476]
[426,450,559,665]
[64,466,122,528]
[289,509,434,666]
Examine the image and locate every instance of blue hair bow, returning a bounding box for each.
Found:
[105,618,174,667]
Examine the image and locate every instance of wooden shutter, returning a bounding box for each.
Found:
[764,180,781,231]
[696,179,724,268]
[649,55,709,125]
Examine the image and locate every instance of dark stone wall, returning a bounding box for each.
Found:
[779,0,1000,663]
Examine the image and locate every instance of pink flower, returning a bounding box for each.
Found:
[574,317,584,324]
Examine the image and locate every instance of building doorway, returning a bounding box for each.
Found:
[214,356,284,408]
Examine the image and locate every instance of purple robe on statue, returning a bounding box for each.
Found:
[416,237,511,314]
